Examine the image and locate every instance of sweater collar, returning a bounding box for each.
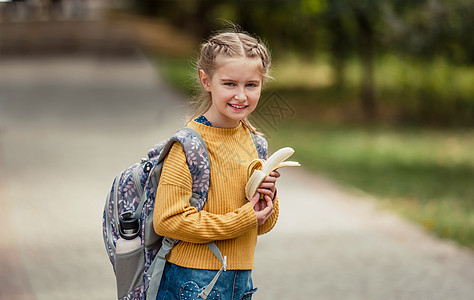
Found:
[188,120,244,137]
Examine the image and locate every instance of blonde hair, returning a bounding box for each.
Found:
[188,29,272,135]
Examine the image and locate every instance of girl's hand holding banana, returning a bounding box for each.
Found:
[246,147,300,201]
[256,170,280,203]
[249,187,275,226]
[249,171,280,226]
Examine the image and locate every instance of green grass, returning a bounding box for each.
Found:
[266,120,474,249]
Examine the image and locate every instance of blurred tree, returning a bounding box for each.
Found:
[126,0,473,68]
[383,0,474,64]
[324,2,352,90]
[131,0,159,16]
[125,0,473,123]
[352,0,379,120]
[319,0,381,119]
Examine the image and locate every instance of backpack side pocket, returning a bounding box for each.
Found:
[115,245,145,298]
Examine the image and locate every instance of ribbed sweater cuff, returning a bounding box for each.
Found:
[241,201,259,230]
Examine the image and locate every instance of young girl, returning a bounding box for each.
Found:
[153,30,280,300]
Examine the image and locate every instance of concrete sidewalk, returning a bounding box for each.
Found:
[0,55,183,299]
[0,56,473,300]
[254,167,474,299]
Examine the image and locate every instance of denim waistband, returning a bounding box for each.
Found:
[156,262,257,300]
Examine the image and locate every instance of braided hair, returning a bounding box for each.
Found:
[188,30,272,135]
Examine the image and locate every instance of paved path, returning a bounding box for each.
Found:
[1,56,473,300]
[0,55,183,299]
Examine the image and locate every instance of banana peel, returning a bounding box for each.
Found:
[245,147,300,200]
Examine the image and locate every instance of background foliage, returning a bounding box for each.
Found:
[119,0,474,248]
[128,0,474,126]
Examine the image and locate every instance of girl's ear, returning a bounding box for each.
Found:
[199,69,212,92]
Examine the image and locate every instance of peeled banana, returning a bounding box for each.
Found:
[245,147,300,200]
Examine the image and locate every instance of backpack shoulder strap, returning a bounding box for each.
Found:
[152,126,210,210]
[174,127,210,210]
[250,132,268,160]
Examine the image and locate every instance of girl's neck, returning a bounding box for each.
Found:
[203,111,241,129]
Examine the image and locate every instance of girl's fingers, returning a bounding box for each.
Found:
[249,192,260,207]
[257,188,274,200]
[259,171,280,189]
[254,202,260,212]
[265,194,274,204]
[260,205,272,217]
[262,176,277,183]
[254,194,274,225]
[258,182,275,189]
[252,172,279,225]
[259,178,276,193]
[263,195,273,209]
[270,171,281,178]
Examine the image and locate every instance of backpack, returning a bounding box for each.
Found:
[102,127,267,300]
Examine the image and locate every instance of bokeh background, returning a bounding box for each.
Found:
[0,0,473,299]
[120,0,474,249]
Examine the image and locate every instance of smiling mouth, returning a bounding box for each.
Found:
[229,104,248,109]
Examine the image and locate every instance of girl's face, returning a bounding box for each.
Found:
[200,55,263,128]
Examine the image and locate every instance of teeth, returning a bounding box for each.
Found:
[230,104,246,109]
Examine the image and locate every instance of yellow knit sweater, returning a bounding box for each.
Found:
[153,120,279,270]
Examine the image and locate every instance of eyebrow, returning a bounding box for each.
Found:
[220,79,261,83]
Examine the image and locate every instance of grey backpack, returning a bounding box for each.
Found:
[102,127,267,299]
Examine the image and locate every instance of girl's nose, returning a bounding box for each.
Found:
[234,88,247,101]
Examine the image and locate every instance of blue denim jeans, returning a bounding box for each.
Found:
[156,262,257,300]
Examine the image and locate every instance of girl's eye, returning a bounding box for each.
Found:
[224,82,235,86]
[247,83,258,88]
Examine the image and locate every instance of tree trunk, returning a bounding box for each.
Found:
[355,11,377,120]
[329,17,347,90]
